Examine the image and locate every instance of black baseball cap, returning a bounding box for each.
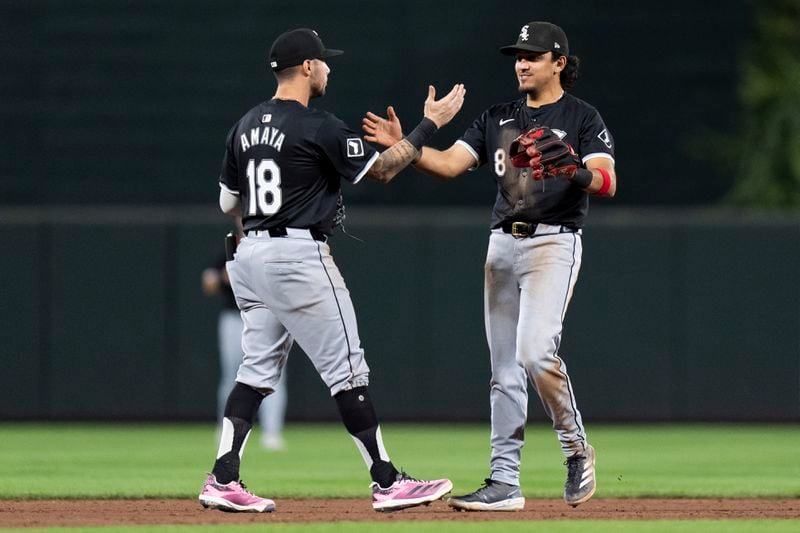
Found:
[269,28,343,71]
[500,21,569,56]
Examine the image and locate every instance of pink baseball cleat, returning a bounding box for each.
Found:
[371,472,453,511]
[198,474,275,512]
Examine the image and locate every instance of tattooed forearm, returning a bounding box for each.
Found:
[366,139,420,183]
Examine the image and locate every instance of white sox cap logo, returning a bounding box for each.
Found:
[520,25,530,42]
[346,138,364,158]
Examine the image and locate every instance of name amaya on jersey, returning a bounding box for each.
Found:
[239,126,286,153]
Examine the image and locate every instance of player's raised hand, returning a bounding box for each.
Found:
[362,106,403,148]
[423,83,466,128]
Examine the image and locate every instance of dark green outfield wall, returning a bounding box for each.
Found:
[1,207,797,421]
[2,0,748,206]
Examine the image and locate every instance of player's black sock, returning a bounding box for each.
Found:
[212,382,266,484]
[223,382,267,420]
[370,460,400,488]
[335,386,399,487]
[212,450,242,485]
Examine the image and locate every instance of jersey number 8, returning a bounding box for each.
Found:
[493,148,507,177]
[246,158,282,216]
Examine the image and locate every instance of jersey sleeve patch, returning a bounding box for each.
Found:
[346,138,365,158]
[315,115,379,183]
[578,107,614,159]
[597,128,613,149]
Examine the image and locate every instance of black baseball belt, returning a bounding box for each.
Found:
[500,221,579,238]
[246,227,327,242]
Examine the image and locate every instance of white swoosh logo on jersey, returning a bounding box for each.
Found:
[499,118,515,126]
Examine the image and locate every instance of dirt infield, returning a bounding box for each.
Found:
[1,498,798,527]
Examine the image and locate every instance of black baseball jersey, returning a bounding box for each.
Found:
[458,93,614,229]
[219,99,378,234]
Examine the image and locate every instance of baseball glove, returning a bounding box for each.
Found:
[509,126,580,180]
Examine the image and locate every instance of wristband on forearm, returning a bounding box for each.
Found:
[404,117,438,151]
[572,168,593,189]
[595,167,612,195]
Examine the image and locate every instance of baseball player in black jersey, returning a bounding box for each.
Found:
[197,28,465,513]
[363,21,616,510]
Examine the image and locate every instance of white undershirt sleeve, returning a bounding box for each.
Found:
[219,187,241,214]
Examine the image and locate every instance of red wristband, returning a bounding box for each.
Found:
[595,168,612,196]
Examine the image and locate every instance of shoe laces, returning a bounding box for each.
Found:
[209,474,254,495]
[396,470,421,483]
[565,454,584,478]
[473,478,496,495]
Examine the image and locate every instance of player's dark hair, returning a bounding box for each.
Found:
[555,53,580,90]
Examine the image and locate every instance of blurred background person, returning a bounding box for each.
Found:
[202,251,288,451]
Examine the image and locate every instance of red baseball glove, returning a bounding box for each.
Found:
[509,126,580,180]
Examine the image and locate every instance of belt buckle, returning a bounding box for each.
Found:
[511,222,529,238]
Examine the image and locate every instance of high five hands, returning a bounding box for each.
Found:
[363,84,466,148]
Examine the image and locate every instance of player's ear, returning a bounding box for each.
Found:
[302,59,313,77]
[553,53,566,73]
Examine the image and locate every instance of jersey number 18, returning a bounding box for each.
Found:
[246,159,282,216]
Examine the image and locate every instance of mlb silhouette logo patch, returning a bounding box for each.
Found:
[261,114,272,123]
[346,138,364,157]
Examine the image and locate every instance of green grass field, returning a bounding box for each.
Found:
[2,422,798,499]
[1,422,798,531]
